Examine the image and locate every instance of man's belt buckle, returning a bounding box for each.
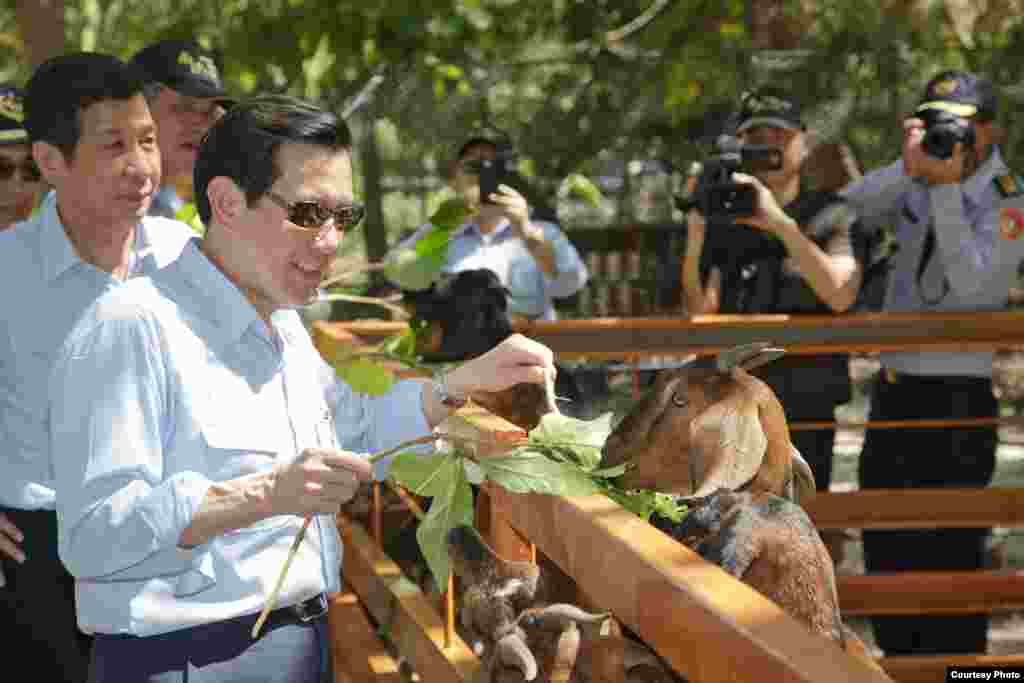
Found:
[883,368,899,384]
[293,593,328,623]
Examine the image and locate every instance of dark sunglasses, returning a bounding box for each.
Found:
[0,158,41,183]
[266,191,366,234]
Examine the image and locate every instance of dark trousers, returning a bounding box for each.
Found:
[89,609,333,683]
[858,373,996,655]
[0,507,91,683]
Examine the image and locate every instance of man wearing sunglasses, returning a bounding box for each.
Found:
[48,94,556,682]
[0,54,195,682]
[132,39,233,229]
[0,85,43,230]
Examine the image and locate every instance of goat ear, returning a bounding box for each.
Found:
[689,390,766,498]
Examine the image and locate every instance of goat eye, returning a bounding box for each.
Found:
[671,393,689,408]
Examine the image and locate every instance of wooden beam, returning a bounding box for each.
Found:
[838,570,1024,616]
[336,513,483,683]
[484,486,893,683]
[805,489,1024,530]
[879,654,1024,683]
[328,592,403,683]
[315,310,1024,360]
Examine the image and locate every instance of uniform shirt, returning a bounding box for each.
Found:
[842,148,1020,376]
[49,240,430,636]
[397,217,588,320]
[0,192,194,510]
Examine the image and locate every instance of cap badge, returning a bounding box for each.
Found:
[177,51,220,82]
[0,94,25,123]
[1000,207,1024,241]
[931,79,959,98]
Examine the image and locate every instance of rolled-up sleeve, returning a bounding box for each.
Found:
[840,160,913,222]
[321,353,432,480]
[50,305,212,579]
[537,221,588,298]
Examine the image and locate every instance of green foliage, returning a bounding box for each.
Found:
[332,357,396,395]
[381,197,471,290]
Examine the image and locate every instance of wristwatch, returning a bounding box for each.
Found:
[433,372,469,410]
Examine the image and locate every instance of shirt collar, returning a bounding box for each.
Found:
[38,192,177,283]
[175,240,267,349]
[456,216,513,239]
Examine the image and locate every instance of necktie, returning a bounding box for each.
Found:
[916,217,950,305]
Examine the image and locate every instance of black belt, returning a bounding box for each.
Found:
[258,593,329,633]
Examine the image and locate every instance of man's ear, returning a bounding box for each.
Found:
[32,141,68,186]
[205,176,246,232]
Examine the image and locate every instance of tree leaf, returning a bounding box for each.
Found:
[480,450,601,497]
[427,197,472,232]
[334,357,396,395]
[383,245,448,291]
[527,412,615,470]
[416,454,475,588]
[388,451,452,498]
[565,173,605,208]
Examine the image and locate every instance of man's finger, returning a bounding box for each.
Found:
[322,453,373,482]
[0,514,23,544]
[0,536,25,564]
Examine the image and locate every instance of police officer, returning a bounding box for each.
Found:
[842,69,1019,655]
[681,88,865,499]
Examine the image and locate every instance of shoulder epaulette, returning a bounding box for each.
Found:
[994,173,1024,198]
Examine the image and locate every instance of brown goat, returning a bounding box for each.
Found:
[448,526,675,683]
[599,342,815,502]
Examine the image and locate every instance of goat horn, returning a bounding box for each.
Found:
[714,341,774,373]
[738,347,786,373]
[496,631,538,682]
[518,604,611,631]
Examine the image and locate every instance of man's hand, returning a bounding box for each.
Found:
[732,172,798,236]
[446,333,555,396]
[0,512,24,564]
[266,448,373,517]
[902,117,965,186]
[486,184,538,239]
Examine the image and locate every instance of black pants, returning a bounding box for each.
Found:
[89,609,332,683]
[858,373,996,655]
[0,507,91,682]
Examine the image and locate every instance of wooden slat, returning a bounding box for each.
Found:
[805,489,1024,530]
[879,654,1024,683]
[336,513,483,683]
[328,592,403,683]
[315,310,1024,360]
[837,570,1024,616]
[485,485,892,683]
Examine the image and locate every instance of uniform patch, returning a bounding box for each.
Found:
[1000,207,1024,241]
[995,174,1024,198]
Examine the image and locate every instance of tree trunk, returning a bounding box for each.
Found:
[15,0,66,69]
[360,117,389,294]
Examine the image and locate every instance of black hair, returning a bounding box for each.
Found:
[193,94,352,226]
[455,136,500,162]
[24,52,149,160]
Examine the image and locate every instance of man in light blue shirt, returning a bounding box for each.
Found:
[0,53,194,683]
[396,136,588,321]
[49,95,555,683]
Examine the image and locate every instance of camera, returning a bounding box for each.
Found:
[920,109,974,160]
[465,142,517,205]
[677,135,783,219]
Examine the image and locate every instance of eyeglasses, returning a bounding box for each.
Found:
[0,158,41,183]
[265,191,365,240]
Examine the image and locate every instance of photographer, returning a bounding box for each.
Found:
[841,70,1015,656]
[681,88,864,500]
[395,136,588,322]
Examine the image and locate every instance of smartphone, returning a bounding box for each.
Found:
[478,159,500,205]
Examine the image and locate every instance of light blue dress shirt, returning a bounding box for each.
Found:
[397,218,588,320]
[0,191,194,510]
[842,148,1022,376]
[49,240,432,636]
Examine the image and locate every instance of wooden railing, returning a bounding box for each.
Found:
[314,311,1024,682]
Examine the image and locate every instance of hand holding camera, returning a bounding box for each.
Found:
[903,116,968,186]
